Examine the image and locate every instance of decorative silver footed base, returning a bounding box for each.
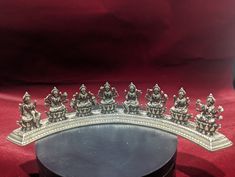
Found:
[7,108,232,151]
[146,106,165,118]
[170,110,191,125]
[195,116,221,136]
[47,110,67,123]
[100,103,117,114]
[76,107,92,117]
[123,105,140,114]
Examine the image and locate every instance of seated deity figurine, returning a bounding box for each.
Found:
[146,84,168,118]
[70,84,96,116]
[123,82,142,114]
[195,93,223,136]
[18,92,42,132]
[44,87,68,123]
[98,82,118,114]
[170,87,192,125]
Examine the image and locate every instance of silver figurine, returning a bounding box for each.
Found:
[18,92,42,132]
[170,87,192,125]
[98,82,118,114]
[123,82,142,114]
[70,84,96,117]
[195,93,224,136]
[146,84,168,118]
[45,87,68,123]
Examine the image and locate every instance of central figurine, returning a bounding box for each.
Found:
[123,82,142,114]
[18,92,42,132]
[45,87,68,123]
[146,84,168,118]
[70,84,96,117]
[170,87,192,125]
[195,93,223,136]
[98,82,118,114]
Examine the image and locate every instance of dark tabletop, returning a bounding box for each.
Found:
[36,124,177,177]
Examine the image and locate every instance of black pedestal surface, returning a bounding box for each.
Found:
[36,124,177,177]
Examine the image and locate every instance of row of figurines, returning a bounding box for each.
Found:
[18,82,224,136]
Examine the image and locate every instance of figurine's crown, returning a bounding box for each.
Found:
[51,87,59,94]
[153,84,160,90]
[207,93,215,102]
[80,84,86,90]
[129,82,136,88]
[104,82,110,87]
[23,92,30,100]
[179,87,186,95]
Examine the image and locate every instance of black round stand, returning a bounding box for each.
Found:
[36,124,177,177]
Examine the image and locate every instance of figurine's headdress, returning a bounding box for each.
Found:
[23,92,30,101]
[129,82,136,89]
[104,82,110,88]
[207,93,215,103]
[80,84,86,90]
[179,87,186,95]
[51,87,59,94]
[153,84,160,91]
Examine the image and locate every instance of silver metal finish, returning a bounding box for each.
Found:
[70,84,96,117]
[98,82,118,114]
[18,92,42,132]
[7,108,232,151]
[45,87,68,123]
[146,84,168,118]
[123,82,142,114]
[195,93,224,136]
[170,87,192,125]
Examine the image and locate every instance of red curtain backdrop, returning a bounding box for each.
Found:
[0,0,235,177]
[0,0,235,84]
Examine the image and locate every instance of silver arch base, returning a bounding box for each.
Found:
[7,108,232,151]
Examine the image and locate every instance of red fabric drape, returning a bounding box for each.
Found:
[0,0,235,84]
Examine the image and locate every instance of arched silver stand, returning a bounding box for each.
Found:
[7,108,232,151]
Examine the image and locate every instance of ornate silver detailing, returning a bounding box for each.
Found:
[7,85,233,152]
[70,84,96,117]
[123,82,142,114]
[45,87,68,123]
[146,84,168,118]
[170,87,192,125]
[98,82,118,114]
[18,92,42,132]
[7,108,232,151]
[195,93,224,136]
